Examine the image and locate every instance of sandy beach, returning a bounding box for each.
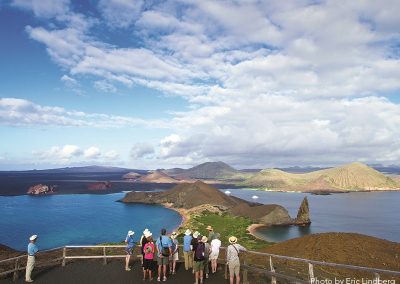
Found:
[247,223,268,240]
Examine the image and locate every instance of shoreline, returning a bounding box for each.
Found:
[247,223,270,241]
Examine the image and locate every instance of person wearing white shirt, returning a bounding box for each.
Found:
[209,233,221,273]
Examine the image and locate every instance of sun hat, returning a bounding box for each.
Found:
[144,231,152,238]
[201,236,208,243]
[206,225,213,231]
[128,230,135,236]
[184,229,192,236]
[171,231,178,239]
[193,231,200,238]
[29,235,38,241]
[229,236,237,244]
[143,228,150,235]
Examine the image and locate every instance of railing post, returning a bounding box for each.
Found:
[374,273,380,283]
[103,247,107,265]
[12,257,19,281]
[269,256,276,284]
[243,253,248,284]
[308,263,315,283]
[62,247,66,267]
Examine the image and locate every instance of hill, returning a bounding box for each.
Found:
[165,161,244,180]
[244,162,400,191]
[136,171,180,183]
[121,181,310,226]
[255,232,400,280]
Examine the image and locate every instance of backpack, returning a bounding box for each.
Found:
[195,242,205,261]
[160,237,170,257]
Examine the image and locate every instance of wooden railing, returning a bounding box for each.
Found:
[1,245,399,283]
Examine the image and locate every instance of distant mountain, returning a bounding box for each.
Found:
[165,161,250,180]
[244,162,400,191]
[2,166,149,174]
[136,170,180,183]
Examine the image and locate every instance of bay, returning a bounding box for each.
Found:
[0,193,182,251]
[225,189,400,243]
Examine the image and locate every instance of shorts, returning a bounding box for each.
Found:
[169,252,179,261]
[228,259,240,277]
[143,259,153,270]
[125,246,134,255]
[209,252,219,260]
[193,260,204,272]
[157,256,169,266]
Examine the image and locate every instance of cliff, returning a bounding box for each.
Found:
[121,181,309,226]
[295,197,311,225]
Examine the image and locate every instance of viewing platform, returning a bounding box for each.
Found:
[1,245,399,284]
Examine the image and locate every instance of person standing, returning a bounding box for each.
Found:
[206,226,216,242]
[124,230,135,271]
[25,235,38,283]
[183,229,193,271]
[226,236,247,284]
[142,233,155,281]
[201,236,211,279]
[140,228,150,264]
[156,228,172,282]
[169,232,179,274]
[193,234,205,284]
[190,231,200,274]
[210,233,221,273]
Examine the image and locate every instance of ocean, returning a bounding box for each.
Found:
[0,192,181,251]
[1,189,399,251]
[225,189,400,243]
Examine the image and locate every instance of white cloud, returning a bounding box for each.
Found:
[0,98,164,128]
[61,75,78,88]
[98,0,144,28]
[84,147,101,159]
[12,0,70,18]
[130,143,154,159]
[94,80,117,93]
[33,145,82,161]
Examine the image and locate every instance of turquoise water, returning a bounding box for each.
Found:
[226,189,400,243]
[0,193,182,251]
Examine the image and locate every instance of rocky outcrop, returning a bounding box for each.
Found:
[137,171,180,183]
[121,181,309,226]
[87,181,112,190]
[27,184,56,195]
[295,197,311,225]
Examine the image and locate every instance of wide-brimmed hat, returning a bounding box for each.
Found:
[193,231,200,238]
[229,236,237,244]
[128,230,135,236]
[143,228,150,235]
[206,225,213,231]
[171,232,178,239]
[144,231,152,238]
[29,235,38,241]
[184,229,192,236]
[201,236,208,243]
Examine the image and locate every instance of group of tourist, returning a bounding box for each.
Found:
[125,225,247,284]
[23,226,246,284]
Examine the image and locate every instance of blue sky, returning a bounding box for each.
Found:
[1,0,400,170]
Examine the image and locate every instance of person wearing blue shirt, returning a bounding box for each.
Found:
[25,234,38,283]
[183,229,193,271]
[156,228,172,282]
[124,230,135,271]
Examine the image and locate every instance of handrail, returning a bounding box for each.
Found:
[1,244,399,282]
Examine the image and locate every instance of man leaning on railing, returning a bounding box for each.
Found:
[226,236,247,284]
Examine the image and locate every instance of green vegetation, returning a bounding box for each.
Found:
[182,211,272,250]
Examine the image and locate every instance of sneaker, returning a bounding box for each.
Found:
[206,274,209,279]
[25,280,34,283]
[125,267,131,271]
[157,277,161,282]
[163,276,167,282]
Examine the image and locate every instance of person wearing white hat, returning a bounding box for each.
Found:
[183,229,193,271]
[25,234,38,282]
[227,236,247,284]
[124,230,135,271]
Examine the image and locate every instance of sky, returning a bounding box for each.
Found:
[0,0,400,170]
